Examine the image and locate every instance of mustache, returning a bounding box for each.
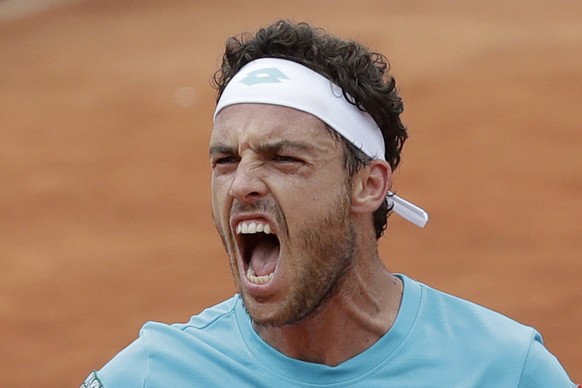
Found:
[231,199,271,214]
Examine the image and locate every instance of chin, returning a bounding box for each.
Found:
[241,295,287,327]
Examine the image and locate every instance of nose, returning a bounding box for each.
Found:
[229,159,267,204]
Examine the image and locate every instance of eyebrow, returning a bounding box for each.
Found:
[209,144,235,157]
[254,140,314,155]
[209,140,314,157]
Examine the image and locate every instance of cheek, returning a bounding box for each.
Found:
[281,188,343,238]
[210,184,239,256]
[288,179,347,210]
[211,179,231,227]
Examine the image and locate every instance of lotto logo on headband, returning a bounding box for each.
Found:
[240,67,289,86]
[215,58,385,161]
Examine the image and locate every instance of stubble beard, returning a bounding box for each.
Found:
[213,184,357,328]
[249,189,356,328]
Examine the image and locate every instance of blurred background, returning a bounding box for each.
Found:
[1,0,580,385]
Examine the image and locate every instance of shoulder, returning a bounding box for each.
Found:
[400,275,574,384]
[518,331,576,387]
[173,294,239,331]
[91,295,242,387]
[412,276,535,345]
[137,295,242,353]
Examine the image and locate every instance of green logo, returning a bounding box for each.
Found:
[240,67,289,86]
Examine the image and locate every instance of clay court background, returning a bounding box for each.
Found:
[1,0,580,386]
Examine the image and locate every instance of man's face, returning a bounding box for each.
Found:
[209,104,358,326]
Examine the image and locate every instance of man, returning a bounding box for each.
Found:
[83,20,575,387]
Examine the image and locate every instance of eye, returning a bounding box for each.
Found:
[212,155,239,167]
[274,154,302,163]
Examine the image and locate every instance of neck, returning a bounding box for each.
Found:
[254,246,402,366]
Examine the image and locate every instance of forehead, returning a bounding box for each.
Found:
[211,104,338,148]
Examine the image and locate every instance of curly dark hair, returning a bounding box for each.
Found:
[212,20,408,238]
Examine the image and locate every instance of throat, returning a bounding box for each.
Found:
[254,270,403,366]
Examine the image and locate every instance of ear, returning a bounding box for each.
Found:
[351,160,392,214]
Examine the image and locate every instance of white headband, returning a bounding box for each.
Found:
[214,58,428,228]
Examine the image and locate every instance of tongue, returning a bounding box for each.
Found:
[250,239,280,276]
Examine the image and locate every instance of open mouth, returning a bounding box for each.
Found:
[236,220,281,285]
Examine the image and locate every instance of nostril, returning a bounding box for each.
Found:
[229,176,267,202]
[229,188,261,200]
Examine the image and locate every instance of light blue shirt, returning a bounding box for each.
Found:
[92,275,574,387]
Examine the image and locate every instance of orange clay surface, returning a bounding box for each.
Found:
[1,1,580,385]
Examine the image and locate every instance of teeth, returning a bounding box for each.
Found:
[246,267,274,284]
[236,221,273,235]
